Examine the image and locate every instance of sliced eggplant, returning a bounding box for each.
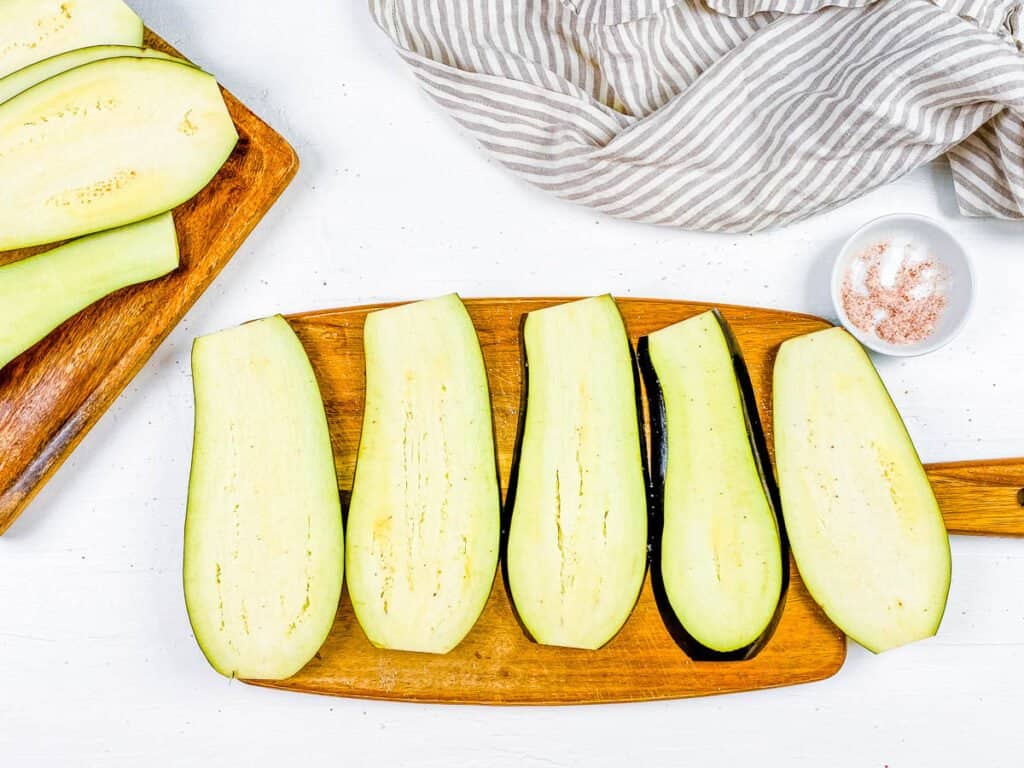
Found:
[347,294,500,654]
[0,212,178,371]
[0,0,142,78]
[0,45,185,104]
[506,295,648,650]
[185,316,344,679]
[0,56,238,251]
[640,311,785,660]
[773,327,951,653]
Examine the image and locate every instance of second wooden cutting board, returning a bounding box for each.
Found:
[247,297,1024,705]
[0,31,298,535]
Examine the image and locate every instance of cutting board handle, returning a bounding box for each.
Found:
[927,459,1024,537]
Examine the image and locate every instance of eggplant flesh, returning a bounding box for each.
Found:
[0,0,142,78]
[773,327,951,653]
[640,311,786,660]
[0,56,238,250]
[0,212,178,372]
[506,295,648,650]
[184,316,344,680]
[346,294,500,654]
[0,45,186,104]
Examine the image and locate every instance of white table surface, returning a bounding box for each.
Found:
[3,2,1024,765]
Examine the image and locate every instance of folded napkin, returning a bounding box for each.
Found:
[371,0,1024,232]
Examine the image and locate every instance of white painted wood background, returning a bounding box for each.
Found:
[2,2,1023,765]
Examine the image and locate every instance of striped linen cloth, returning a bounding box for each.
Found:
[370,0,1024,232]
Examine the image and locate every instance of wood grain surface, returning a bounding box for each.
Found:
[929,459,1024,537]
[248,296,1024,705]
[0,31,299,535]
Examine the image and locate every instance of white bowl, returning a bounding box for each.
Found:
[830,214,974,357]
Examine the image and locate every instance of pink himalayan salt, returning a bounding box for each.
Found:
[841,240,949,346]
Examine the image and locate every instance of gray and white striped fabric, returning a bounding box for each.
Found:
[370,0,1024,232]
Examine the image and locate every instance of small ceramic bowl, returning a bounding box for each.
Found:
[830,214,974,357]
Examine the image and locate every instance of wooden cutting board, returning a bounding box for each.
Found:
[0,31,299,534]
[247,297,1024,705]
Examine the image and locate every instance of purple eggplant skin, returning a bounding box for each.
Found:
[499,311,531,640]
[501,302,652,648]
[638,310,789,661]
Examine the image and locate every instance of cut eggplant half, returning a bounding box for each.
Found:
[0,0,142,78]
[0,212,178,371]
[506,295,648,650]
[640,311,785,660]
[774,327,951,653]
[347,294,500,654]
[0,56,238,250]
[185,316,344,679]
[0,45,185,104]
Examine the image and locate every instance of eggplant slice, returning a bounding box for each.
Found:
[185,316,344,680]
[346,294,500,654]
[0,56,237,250]
[640,310,786,660]
[0,45,186,104]
[506,295,648,650]
[0,212,178,371]
[0,0,142,78]
[773,327,951,653]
